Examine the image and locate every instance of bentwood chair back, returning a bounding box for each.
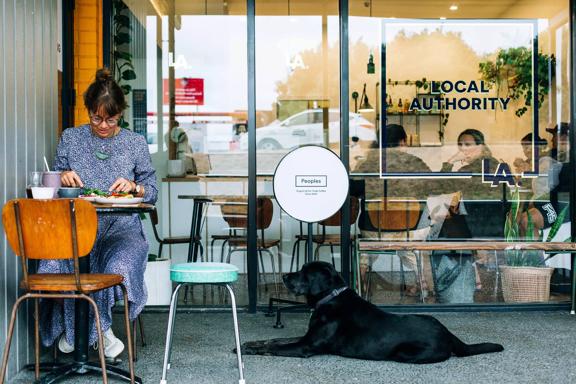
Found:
[3,198,97,262]
[220,196,274,230]
[0,199,135,384]
[366,198,421,236]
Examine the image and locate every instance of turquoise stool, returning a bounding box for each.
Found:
[160,262,245,384]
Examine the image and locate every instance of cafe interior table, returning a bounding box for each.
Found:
[38,202,153,384]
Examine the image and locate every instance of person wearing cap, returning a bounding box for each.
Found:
[514,133,562,238]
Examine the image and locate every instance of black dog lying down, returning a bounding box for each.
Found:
[242,261,503,364]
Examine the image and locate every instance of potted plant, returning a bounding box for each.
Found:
[143,253,173,306]
[479,47,555,117]
[500,189,567,302]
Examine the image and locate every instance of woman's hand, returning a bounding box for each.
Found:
[513,158,530,173]
[61,171,84,187]
[109,177,136,193]
[447,151,467,165]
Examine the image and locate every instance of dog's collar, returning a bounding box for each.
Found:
[315,287,348,309]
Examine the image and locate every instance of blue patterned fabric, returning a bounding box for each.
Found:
[38,125,158,347]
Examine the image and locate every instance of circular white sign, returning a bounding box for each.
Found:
[273,146,349,223]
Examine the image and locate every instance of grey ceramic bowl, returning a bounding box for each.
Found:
[58,187,83,198]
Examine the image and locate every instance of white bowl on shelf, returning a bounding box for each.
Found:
[31,187,56,199]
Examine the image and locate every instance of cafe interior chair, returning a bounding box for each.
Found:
[150,206,203,260]
[0,198,135,384]
[223,197,281,296]
[289,221,312,272]
[160,262,245,384]
[360,197,425,302]
[311,196,360,267]
[210,211,250,263]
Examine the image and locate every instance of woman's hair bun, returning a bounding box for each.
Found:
[95,68,113,83]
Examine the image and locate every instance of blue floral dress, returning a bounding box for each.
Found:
[39,125,158,347]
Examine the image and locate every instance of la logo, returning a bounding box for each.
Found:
[482,159,516,187]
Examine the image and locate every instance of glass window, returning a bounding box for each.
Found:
[116,0,249,306]
[350,0,571,306]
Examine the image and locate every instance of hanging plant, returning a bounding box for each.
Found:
[112,0,136,128]
[479,47,555,117]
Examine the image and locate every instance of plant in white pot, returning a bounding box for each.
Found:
[144,253,172,306]
[500,189,568,303]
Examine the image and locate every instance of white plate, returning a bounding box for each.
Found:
[94,197,144,205]
[79,195,98,202]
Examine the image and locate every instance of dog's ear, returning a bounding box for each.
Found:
[307,264,346,296]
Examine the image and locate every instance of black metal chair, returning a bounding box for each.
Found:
[312,196,360,266]
[150,206,203,260]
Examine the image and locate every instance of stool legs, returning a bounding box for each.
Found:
[225,284,245,384]
[161,284,184,384]
[161,283,245,384]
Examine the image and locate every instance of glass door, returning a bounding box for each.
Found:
[255,0,343,304]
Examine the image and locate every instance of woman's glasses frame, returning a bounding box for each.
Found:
[89,114,122,127]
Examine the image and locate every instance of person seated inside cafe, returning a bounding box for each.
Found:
[355,124,433,297]
[431,128,501,302]
[513,133,562,239]
[38,68,158,358]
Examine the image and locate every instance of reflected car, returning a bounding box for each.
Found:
[240,109,376,150]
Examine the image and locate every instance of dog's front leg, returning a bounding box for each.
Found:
[241,337,316,358]
[241,337,301,353]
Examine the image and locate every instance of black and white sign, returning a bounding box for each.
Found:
[273,146,349,223]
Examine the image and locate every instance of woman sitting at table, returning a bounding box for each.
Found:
[434,128,499,302]
[38,68,158,358]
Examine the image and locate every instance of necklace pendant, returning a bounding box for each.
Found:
[95,150,110,160]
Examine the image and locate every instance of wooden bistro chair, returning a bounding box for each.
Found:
[0,199,135,384]
[363,197,425,302]
[223,197,281,296]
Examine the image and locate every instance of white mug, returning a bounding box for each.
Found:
[167,160,186,177]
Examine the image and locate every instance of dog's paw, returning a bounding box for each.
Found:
[240,340,266,355]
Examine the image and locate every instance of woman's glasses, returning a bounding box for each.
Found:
[90,114,121,127]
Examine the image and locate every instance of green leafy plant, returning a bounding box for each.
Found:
[479,47,555,117]
[112,0,136,129]
[504,188,569,266]
[414,78,429,91]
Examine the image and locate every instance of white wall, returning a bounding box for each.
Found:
[0,0,59,378]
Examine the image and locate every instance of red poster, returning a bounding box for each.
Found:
[163,78,204,105]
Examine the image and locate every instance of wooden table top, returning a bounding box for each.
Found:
[92,202,155,215]
[358,240,576,252]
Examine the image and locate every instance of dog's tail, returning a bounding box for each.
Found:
[451,334,504,357]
